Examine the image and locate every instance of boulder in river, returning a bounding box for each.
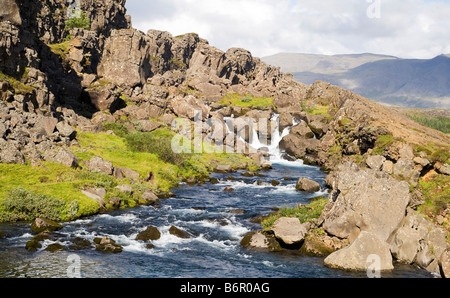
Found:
[296,178,321,193]
[240,231,282,252]
[94,237,123,253]
[169,225,191,239]
[136,226,161,241]
[31,218,63,234]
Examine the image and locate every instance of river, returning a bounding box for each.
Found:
[0,116,432,278]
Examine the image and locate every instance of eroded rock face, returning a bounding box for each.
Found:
[98,29,152,87]
[0,0,21,26]
[321,162,410,242]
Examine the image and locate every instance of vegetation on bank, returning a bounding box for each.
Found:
[0,121,260,223]
[261,197,328,230]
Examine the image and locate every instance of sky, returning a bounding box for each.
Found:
[125,0,450,59]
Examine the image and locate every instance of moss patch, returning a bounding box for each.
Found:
[219,93,274,109]
[0,70,34,95]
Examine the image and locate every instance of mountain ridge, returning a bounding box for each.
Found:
[262,52,450,109]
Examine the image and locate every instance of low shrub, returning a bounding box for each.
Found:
[1,188,65,222]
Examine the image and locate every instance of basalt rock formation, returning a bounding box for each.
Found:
[1,0,449,277]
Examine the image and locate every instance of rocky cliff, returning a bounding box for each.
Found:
[0,0,449,277]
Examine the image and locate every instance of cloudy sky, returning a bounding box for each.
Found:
[125,0,450,59]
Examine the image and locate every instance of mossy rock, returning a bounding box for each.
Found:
[95,237,123,253]
[169,225,191,239]
[45,243,65,252]
[240,231,282,252]
[25,239,42,251]
[136,226,161,241]
[299,231,336,257]
[69,237,93,250]
[31,218,63,234]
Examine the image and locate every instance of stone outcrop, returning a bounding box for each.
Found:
[324,231,394,272]
[321,162,410,242]
[270,217,307,246]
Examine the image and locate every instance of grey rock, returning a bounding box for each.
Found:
[240,231,282,252]
[389,211,433,264]
[439,249,450,278]
[271,217,308,245]
[215,164,233,173]
[324,231,394,272]
[296,178,321,193]
[140,190,159,205]
[321,162,410,242]
[366,155,386,170]
[116,184,133,194]
[85,156,113,175]
[55,121,75,138]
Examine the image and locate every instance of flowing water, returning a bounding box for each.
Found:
[0,116,432,278]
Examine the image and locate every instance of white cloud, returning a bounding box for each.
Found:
[125,0,450,59]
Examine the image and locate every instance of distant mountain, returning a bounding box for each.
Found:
[261,53,397,74]
[262,53,450,109]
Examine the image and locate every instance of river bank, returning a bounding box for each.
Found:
[0,160,433,278]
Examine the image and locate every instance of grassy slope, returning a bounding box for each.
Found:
[0,126,259,222]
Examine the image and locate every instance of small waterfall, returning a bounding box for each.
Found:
[224,113,301,164]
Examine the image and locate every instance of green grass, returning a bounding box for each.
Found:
[261,198,328,230]
[219,93,274,109]
[0,123,260,222]
[0,163,101,222]
[417,174,450,223]
[372,134,395,155]
[48,40,71,62]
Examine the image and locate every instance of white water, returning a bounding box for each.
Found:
[224,113,303,165]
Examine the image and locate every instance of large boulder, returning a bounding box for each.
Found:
[324,231,394,272]
[84,156,113,175]
[136,226,161,241]
[290,121,314,139]
[279,133,320,160]
[271,217,308,246]
[321,162,410,242]
[388,208,449,275]
[389,211,432,265]
[414,227,448,274]
[296,178,321,193]
[43,148,79,168]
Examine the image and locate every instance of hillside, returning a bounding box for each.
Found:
[262,53,450,109]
